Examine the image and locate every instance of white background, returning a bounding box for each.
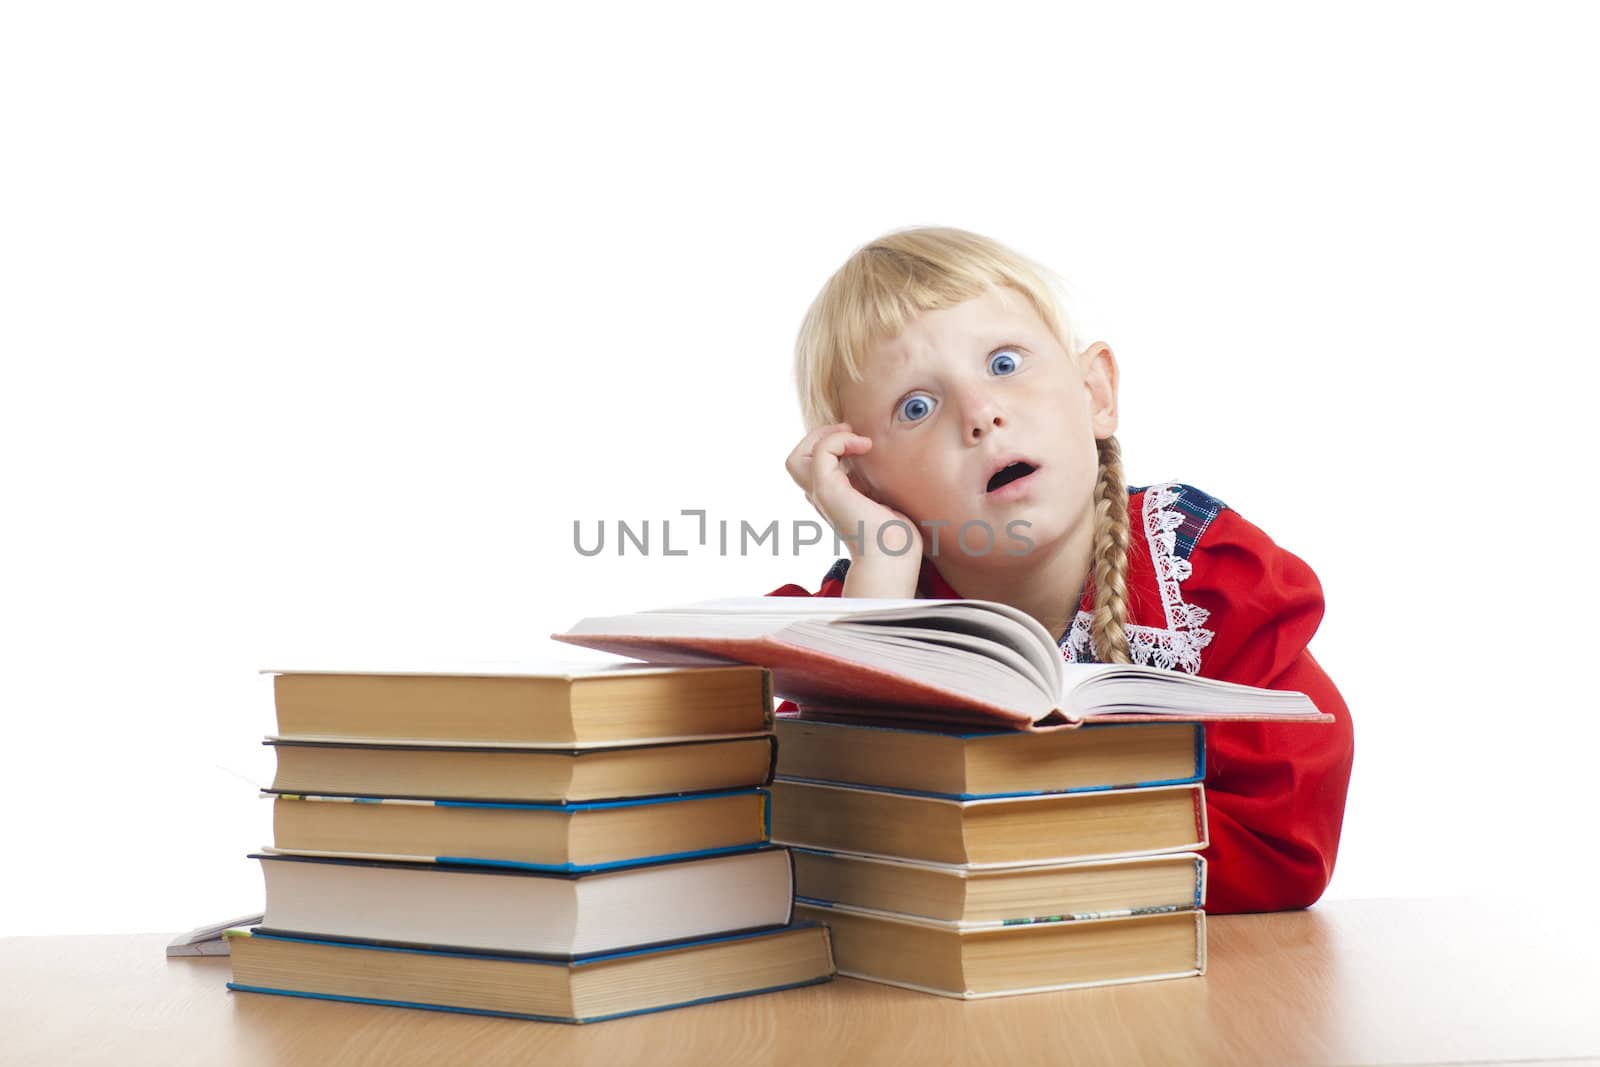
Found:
[2,2,1596,937]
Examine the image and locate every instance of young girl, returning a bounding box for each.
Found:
[768,226,1354,914]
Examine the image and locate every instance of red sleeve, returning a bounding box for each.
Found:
[1185,508,1355,913]
[766,563,849,713]
[766,579,846,599]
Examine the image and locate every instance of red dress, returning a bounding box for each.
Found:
[767,482,1355,914]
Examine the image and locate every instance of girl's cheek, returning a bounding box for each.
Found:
[846,455,887,497]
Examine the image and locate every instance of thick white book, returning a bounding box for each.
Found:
[252,847,794,958]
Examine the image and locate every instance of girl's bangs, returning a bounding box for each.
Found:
[797,228,1079,428]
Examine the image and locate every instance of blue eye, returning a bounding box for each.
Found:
[898,394,934,422]
[989,349,1021,375]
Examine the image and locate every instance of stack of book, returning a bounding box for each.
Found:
[772,716,1208,998]
[225,663,836,1024]
[555,596,1329,999]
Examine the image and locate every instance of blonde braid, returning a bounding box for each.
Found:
[1090,435,1132,664]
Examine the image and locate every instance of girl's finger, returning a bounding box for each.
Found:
[809,430,872,490]
[815,428,871,458]
[797,422,850,452]
[785,423,850,477]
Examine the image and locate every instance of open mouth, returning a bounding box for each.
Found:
[986,461,1037,493]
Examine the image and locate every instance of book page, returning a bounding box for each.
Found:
[558,597,1081,726]
[1057,663,1326,720]
[585,596,1055,655]
[836,623,1055,696]
[562,598,1061,704]
[640,596,929,617]
[779,624,1050,715]
[831,603,1059,696]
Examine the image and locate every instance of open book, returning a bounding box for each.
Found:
[553,597,1331,731]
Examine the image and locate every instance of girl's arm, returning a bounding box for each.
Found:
[1182,507,1356,913]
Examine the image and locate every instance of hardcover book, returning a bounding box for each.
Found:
[266,734,777,803]
[226,922,835,1024]
[266,788,770,871]
[770,779,1207,867]
[267,662,772,745]
[775,718,1202,799]
[791,900,1203,998]
[252,847,795,958]
[792,848,1206,924]
[555,597,1329,730]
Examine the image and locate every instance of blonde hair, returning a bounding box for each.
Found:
[794,226,1132,663]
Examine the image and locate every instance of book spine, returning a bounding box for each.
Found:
[760,733,779,787]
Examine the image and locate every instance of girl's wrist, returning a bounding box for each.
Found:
[840,549,921,599]
[834,515,922,562]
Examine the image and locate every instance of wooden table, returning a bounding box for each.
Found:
[4,897,1597,1066]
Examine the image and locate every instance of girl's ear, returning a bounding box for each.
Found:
[1081,342,1120,439]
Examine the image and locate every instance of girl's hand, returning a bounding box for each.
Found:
[785,423,924,561]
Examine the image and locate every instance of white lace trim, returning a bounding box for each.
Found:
[1061,482,1215,674]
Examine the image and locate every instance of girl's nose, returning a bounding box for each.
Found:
[960,391,1006,442]
[969,413,1004,440]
